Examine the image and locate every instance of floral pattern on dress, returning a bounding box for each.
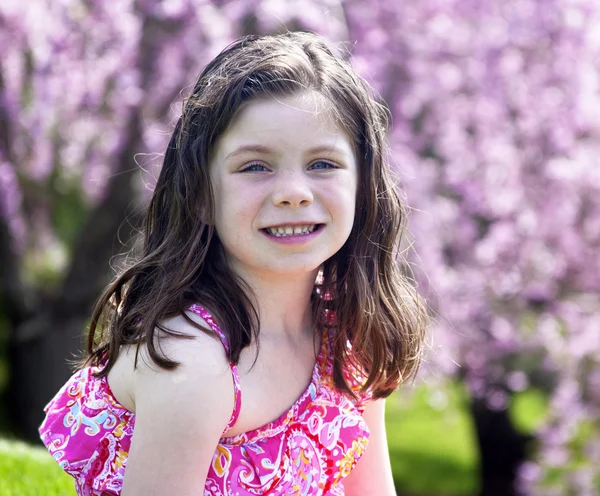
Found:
[40,366,135,496]
[39,306,373,496]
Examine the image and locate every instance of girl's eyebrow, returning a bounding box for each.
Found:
[224,144,351,160]
[306,145,352,158]
[225,144,273,160]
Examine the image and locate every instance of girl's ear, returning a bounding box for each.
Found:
[197,199,211,225]
[199,208,211,225]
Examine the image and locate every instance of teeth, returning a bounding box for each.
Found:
[266,225,317,236]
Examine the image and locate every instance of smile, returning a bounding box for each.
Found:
[264,224,318,237]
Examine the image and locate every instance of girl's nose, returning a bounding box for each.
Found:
[271,172,314,208]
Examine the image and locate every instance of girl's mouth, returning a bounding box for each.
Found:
[261,224,324,237]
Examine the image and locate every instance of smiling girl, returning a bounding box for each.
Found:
[39,32,428,496]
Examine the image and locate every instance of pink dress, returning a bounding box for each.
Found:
[39,305,372,495]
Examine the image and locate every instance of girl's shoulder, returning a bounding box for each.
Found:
[135,310,231,374]
[129,311,236,418]
[108,309,232,412]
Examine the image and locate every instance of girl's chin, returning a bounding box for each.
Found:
[228,260,324,280]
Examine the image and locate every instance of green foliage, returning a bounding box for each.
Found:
[17,167,89,290]
[510,388,549,435]
[49,167,89,248]
[387,382,480,495]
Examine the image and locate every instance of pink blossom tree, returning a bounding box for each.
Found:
[348,2,600,493]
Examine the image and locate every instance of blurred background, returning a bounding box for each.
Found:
[1,1,599,495]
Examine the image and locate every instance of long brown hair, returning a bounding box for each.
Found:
[83,31,428,399]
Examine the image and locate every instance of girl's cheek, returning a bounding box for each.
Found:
[320,179,357,199]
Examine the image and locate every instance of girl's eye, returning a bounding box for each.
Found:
[241,162,268,172]
[309,161,337,170]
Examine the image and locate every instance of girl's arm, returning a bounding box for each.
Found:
[344,398,397,496]
[120,318,234,496]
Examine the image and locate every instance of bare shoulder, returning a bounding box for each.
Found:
[108,310,231,412]
[132,310,233,406]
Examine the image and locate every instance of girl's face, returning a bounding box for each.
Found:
[208,92,358,281]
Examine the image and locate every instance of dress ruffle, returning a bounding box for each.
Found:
[40,367,134,496]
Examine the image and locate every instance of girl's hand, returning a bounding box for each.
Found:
[120,314,234,496]
[343,399,397,496]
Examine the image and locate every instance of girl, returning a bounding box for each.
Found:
[39,31,427,496]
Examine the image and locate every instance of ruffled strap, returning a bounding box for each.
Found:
[188,304,242,433]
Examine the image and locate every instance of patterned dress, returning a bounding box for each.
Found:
[39,305,372,495]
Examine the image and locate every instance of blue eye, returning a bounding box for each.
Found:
[241,162,268,172]
[309,161,337,170]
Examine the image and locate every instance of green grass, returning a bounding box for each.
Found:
[0,439,76,496]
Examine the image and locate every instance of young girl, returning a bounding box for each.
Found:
[39,31,427,496]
